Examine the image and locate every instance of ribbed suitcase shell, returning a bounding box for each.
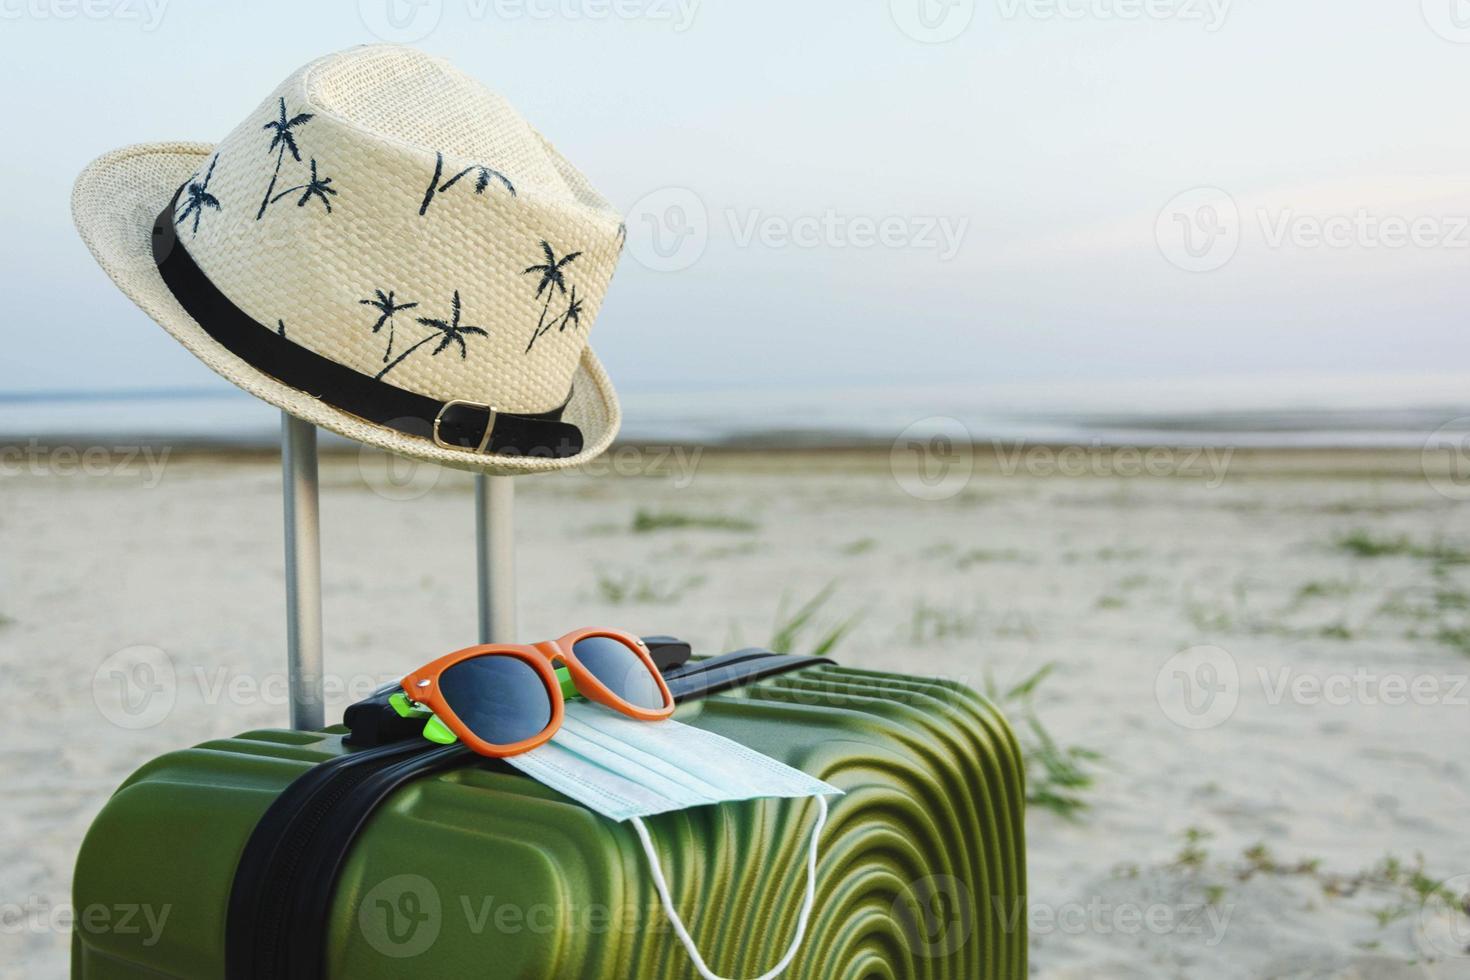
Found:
[72,664,1026,978]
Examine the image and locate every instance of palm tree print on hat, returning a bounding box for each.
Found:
[175,154,221,236]
[524,284,586,353]
[522,241,582,353]
[419,151,516,216]
[559,286,584,334]
[359,289,419,363]
[271,158,337,214]
[441,162,516,198]
[257,98,314,220]
[376,291,489,380]
[417,152,444,216]
[277,320,287,338]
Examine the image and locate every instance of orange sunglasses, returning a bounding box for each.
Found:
[400,628,675,757]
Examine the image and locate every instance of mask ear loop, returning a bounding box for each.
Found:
[630,795,830,980]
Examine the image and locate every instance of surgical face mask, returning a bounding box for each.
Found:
[506,701,842,980]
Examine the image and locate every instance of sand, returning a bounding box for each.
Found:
[2,445,1469,978]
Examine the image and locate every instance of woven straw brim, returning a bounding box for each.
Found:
[72,142,620,475]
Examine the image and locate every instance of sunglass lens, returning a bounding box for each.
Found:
[571,635,667,710]
[437,655,553,746]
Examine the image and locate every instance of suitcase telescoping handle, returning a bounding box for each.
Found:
[281,414,324,731]
[279,413,517,731]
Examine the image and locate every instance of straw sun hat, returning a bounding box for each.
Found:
[72,45,624,473]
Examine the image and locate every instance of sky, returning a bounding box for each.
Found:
[2,0,1468,403]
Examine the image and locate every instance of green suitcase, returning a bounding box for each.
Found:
[71,662,1026,978]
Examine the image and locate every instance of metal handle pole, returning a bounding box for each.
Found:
[282,412,325,730]
[475,474,516,643]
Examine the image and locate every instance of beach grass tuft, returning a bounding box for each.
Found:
[1174,827,1213,870]
[908,600,983,643]
[1143,834,1470,937]
[1436,626,1470,656]
[985,662,1100,819]
[1335,530,1470,564]
[1294,578,1356,604]
[632,508,758,534]
[594,568,706,606]
[1098,574,1150,608]
[955,548,1026,568]
[697,541,760,561]
[1022,716,1101,819]
[769,583,860,657]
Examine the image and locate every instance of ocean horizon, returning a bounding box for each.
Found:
[3,372,1468,450]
